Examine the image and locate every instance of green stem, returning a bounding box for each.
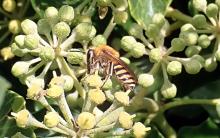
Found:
[85,123,116,135]
[149,63,161,75]
[0,31,10,44]
[167,21,184,35]
[57,124,76,137]
[166,7,192,23]
[103,17,116,39]
[0,8,13,18]
[18,0,30,18]
[140,34,154,49]
[75,0,91,14]
[57,57,86,98]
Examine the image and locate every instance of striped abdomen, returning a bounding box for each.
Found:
[113,63,136,91]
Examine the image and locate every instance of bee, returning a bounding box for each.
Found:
[87,45,137,91]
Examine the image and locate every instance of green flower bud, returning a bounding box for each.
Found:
[179,30,198,46]
[130,42,146,58]
[24,34,39,50]
[121,36,136,52]
[133,122,151,138]
[21,19,38,34]
[44,7,59,25]
[112,0,128,11]
[74,15,92,25]
[44,112,60,127]
[92,35,107,47]
[113,11,128,24]
[11,43,27,57]
[74,22,96,42]
[85,74,103,88]
[206,3,218,17]
[185,46,202,57]
[204,57,217,72]
[53,22,70,39]
[8,19,21,34]
[128,23,143,38]
[39,47,55,61]
[27,84,42,99]
[47,85,64,98]
[37,19,51,35]
[114,91,130,106]
[27,76,45,89]
[2,0,16,12]
[161,82,177,99]
[216,0,220,7]
[13,109,29,128]
[97,0,111,6]
[120,57,130,65]
[152,13,166,28]
[66,92,80,108]
[15,35,25,48]
[146,23,160,40]
[88,88,106,104]
[192,54,205,66]
[0,46,14,60]
[180,24,196,32]
[215,50,220,61]
[77,112,96,129]
[58,5,74,23]
[119,112,134,129]
[11,61,30,77]
[167,61,182,76]
[171,38,186,52]
[67,52,84,64]
[102,78,112,90]
[198,34,210,48]
[149,48,162,63]
[192,0,207,12]
[49,76,64,87]
[192,14,207,29]
[62,75,74,91]
[184,59,202,74]
[138,73,154,87]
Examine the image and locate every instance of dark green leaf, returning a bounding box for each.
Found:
[128,0,172,29]
[178,118,220,138]
[0,75,11,110]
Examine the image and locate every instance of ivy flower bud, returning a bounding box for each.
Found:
[181,24,195,32]
[113,11,128,24]
[39,47,55,61]
[179,30,198,46]
[130,42,146,58]
[146,24,160,40]
[49,76,65,87]
[53,22,70,40]
[149,48,162,63]
[92,35,107,47]
[47,85,64,98]
[24,34,39,50]
[77,112,96,129]
[15,35,25,48]
[67,52,84,64]
[27,84,42,99]
[216,0,220,7]
[0,46,14,60]
[74,22,96,42]
[192,0,207,12]
[102,78,112,90]
[119,112,134,129]
[184,59,202,74]
[192,55,205,65]
[192,14,207,29]
[206,3,218,17]
[58,5,74,23]
[112,0,128,11]
[66,92,80,108]
[171,38,186,52]
[138,73,154,87]
[37,19,51,35]
[2,0,16,12]
[185,46,202,57]
[88,88,106,104]
[85,74,102,88]
[204,57,217,72]
[11,43,27,57]
[114,91,130,106]
[215,50,220,61]
[167,61,182,76]
[11,61,30,77]
[128,23,143,38]
[62,75,74,91]
[8,19,21,34]
[198,35,210,48]
[133,122,151,138]
[44,7,59,25]
[97,0,111,6]
[121,36,136,52]
[120,57,130,65]
[44,112,60,127]
[161,82,177,99]
[152,13,165,28]
[21,19,38,34]
[13,109,29,128]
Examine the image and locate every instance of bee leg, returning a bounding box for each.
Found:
[101,62,113,88]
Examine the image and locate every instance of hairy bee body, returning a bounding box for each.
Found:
[87,45,137,91]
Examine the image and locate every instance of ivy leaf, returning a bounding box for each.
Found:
[178,118,220,138]
[128,0,172,29]
[0,75,11,110]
